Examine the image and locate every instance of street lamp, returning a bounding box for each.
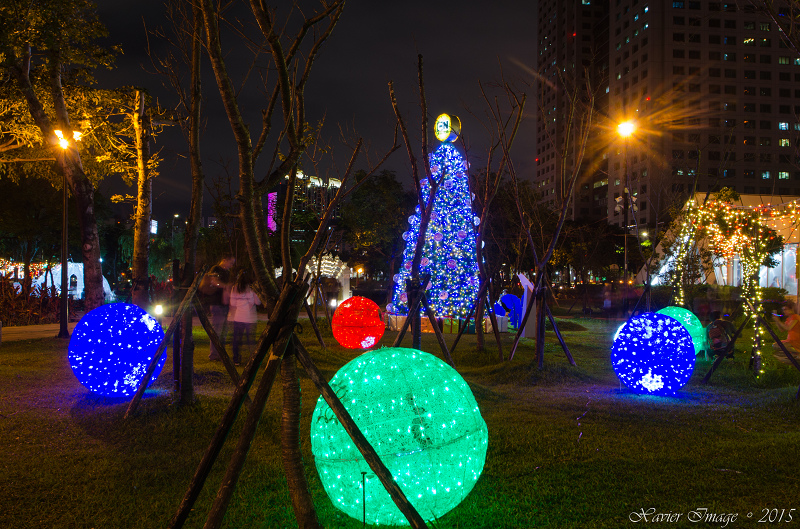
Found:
[54,129,82,338]
[171,213,180,260]
[616,121,636,316]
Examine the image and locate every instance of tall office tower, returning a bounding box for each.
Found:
[535,0,610,221]
[609,0,800,231]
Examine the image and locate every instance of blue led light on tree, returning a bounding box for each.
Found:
[390,114,479,319]
[656,306,707,356]
[310,347,488,525]
[610,312,695,397]
[68,303,166,398]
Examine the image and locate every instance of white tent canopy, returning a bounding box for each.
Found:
[34,262,115,301]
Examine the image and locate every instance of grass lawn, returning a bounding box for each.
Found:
[1,315,799,528]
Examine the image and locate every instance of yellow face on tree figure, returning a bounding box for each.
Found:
[434,113,461,143]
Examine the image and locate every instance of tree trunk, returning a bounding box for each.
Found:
[179,1,206,406]
[475,291,485,351]
[71,168,105,310]
[535,290,547,369]
[281,343,320,528]
[8,46,104,310]
[131,90,152,309]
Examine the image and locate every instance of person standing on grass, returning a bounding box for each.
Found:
[199,254,236,361]
[771,302,800,364]
[228,269,261,366]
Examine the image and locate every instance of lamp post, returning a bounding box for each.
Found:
[55,130,81,339]
[616,121,636,316]
[171,213,180,260]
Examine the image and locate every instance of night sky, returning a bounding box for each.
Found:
[94,1,538,221]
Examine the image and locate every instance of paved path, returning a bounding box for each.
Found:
[0,322,80,342]
[0,312,290,344]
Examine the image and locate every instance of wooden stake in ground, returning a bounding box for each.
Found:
[292,338,428,529]
[124,268,205,419]
[169,283,306,529]
[700,316,749,384]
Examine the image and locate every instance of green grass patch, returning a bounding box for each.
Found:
[1,317,799,528]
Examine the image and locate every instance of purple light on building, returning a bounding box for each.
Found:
[267,192,277,232]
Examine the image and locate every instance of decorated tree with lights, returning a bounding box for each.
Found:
[390,113,480,319]
[671,193,783,369]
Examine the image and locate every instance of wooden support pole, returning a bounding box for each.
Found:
[202,318,300,529]
[193,300,250,405]
[168,283,306,529]
[701,315,750,384]
[292,338,428,529]
[420,294,454,367]
[124,268,205,419]
[450,280,488,354]
[508,282,537,361]
[304,299,326,349]
[172,259,182,392]
[391,294,423,348]
[545,303,576,366]
[318,282,333,324]
[484,289,504,361]
[741,299,800,398]
[535,293,546,369]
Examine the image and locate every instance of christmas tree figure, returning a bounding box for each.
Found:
[389,114,480,319]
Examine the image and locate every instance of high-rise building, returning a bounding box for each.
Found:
[275,171,342,245]
[537,0,800,229]
[536,0,610,221]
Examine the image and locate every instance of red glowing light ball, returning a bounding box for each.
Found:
[332,296,385,349]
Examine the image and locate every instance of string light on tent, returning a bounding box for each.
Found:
[671,197,795,374]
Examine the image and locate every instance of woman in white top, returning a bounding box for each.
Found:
[227,269,261,365]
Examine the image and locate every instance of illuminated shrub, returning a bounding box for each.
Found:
[68,303,165,398]
[610,312,695,397]
[656,306,707,355]
[310,347,488,525]
[331,296,385,349]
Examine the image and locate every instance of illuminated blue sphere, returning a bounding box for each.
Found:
[610,312,695,397]
[310,347,488,525]
[68,303,166,398]
[656,306,707,356]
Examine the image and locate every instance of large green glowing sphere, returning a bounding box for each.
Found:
[310,347,488,525]
[656,306,707,355]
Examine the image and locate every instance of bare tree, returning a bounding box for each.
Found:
[507,64,602,366]
[147,0,208,403]
[165,3,421,528]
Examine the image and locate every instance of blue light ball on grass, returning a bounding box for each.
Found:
[611,312,695,397]
[310,347,488,526]
[68,303,166,398]
[656,306,707,356]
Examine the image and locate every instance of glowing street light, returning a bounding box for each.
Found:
[617,121,635,138]
[617,121,636,316]
[54,129,81,338]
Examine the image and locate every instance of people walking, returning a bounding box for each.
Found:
[228,269,261,366]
